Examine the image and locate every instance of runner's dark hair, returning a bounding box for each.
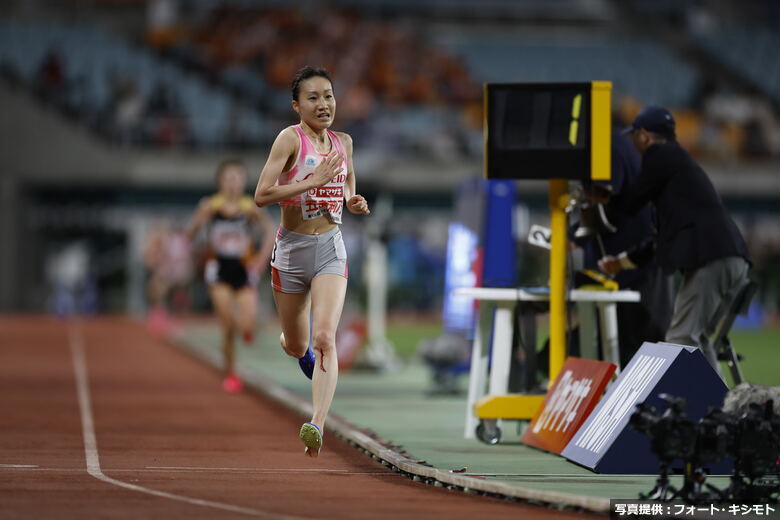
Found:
[291,66,332,101]
[215,159,247,184]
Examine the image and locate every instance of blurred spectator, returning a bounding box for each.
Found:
[147,81,176,116]
[34,49,67,106]
[6,5,780,161]
[146,0,183,49]
[686,1,719,35]
[174,6,482,157]
[698,89,780,159]
[146,81,187,147]
[45,242,97,316]
[107,74,145,144]
[615,86,780,161]
[143,218,194,335]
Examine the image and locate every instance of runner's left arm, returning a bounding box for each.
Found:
[341,133,370,215]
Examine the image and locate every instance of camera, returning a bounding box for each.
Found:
[731,401,780,479]
[630,395,780,503]
[695,407,733,468]
[629,394,696,463]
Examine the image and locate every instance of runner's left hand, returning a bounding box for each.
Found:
[347,195,370,215]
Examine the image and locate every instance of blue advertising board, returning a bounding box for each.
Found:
[561,342,730,474]
[442,178,516,336]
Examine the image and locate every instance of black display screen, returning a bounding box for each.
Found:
[485,83,593,180]
[491,87,588,150]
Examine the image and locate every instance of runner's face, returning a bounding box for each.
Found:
[293,76,335,130]
[219,166,247,196]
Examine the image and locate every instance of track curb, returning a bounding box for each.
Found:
[169,336,610,515]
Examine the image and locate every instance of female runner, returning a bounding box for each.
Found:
[254,66,370,457]
[187,159,275,392]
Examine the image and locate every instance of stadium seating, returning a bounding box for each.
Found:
[0,14,726,154]
[697,29,780,105]
[436,35,698,108]
[0,21,270,147]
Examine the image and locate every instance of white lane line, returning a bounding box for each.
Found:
[0,464,39,468]
[146,467,391,475]
[148,466,353,472]
[68,321,310,520]
[0,466,395,476]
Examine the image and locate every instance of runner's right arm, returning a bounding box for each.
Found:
[254,128,344,208]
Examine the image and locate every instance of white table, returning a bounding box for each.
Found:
[454,286,640,439]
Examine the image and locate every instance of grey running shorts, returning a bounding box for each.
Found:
[270,226,348,294]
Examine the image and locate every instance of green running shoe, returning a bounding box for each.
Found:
[299,422,322,455]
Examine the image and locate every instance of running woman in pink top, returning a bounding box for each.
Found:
[254,66,370,457]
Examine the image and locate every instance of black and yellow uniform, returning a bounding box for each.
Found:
[204,194,257,290]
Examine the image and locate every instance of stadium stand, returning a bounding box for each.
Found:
[0,1,778,161]
[435,35,697,108]
[148,4,702,159]
[696,29,780,106]
[0,20,270,148]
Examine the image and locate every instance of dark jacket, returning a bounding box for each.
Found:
[615,141,749,274]
[572,131,656,289]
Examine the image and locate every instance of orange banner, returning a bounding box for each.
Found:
[521,357,616,453]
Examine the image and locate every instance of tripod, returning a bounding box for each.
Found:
[682,464,727,504]
[641,460,682,501]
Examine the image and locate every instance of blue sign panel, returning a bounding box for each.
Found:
[482,180,516,288]
[442,222,479,334]
[561,342,729,474]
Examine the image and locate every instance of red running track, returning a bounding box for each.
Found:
[0,316,599,519]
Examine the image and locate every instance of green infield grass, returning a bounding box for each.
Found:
[386,317,780,386]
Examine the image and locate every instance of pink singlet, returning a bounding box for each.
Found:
[278,125,348,224]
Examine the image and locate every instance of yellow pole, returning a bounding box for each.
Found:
[590,81,612,181]
[548,179,568,383]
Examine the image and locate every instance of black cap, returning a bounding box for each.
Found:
[621,105,676,139]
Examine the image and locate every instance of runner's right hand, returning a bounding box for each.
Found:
[309,152,344,188]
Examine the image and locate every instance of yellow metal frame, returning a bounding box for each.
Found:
[475,81,613,422]
[475,394,545,420]
[548,178,569,384]
[580,269,620,291]
[590,81,612,181]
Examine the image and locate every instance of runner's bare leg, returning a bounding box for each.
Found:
[209,284,237,376]
[309,274,347,430]
[272,290,310,358]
